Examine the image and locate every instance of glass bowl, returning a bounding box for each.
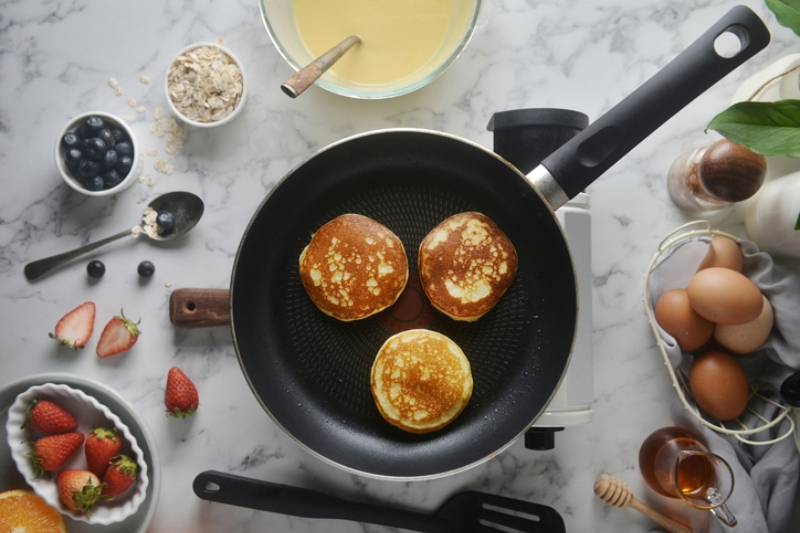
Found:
[259,0,481,99]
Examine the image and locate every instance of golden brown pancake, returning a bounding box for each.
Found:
[418,212,518,321]
[299,214,408,321]
[371,329,473,434]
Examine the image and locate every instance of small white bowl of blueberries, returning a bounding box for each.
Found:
[56,112,142,196]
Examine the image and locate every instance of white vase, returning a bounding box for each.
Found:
[744,171,800,258]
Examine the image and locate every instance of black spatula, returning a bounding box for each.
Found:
[194,470,565,533]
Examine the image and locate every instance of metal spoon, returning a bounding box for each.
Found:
[24,191,204,281]
[281,35,361,98]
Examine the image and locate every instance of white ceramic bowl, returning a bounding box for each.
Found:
[165,42,247,128]
[259,0,482,99]
[55,111,142,197]
[6,383,149,525]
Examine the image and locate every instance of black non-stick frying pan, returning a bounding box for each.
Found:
[172,6,769,479]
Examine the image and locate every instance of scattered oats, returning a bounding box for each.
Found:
[165,144,176,155]
[167,45,243,123]
[124,112,134,122]
[131,225,143,237]
[136,106,146,114]
[152,107,163,120]
[147,149,158,157]
[165,278,173,288]
[214,38,224,45]
[128,98,137,108]
[147,176,155,186]
[139,75,151,84]
[108,77,118,88]
[165,164,174,175]
[114,86,124,96]
[138,175,146,183]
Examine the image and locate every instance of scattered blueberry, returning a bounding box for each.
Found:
[61,115,134,192]
[85,175,105,191]
[114,141,133,158]
[86,260,106,278]
[137,260,155,278]
[78,159,101,180]
[156,211,176,233]
[102,149,118,170]
[115,155,133,175]
[82,138,108,161]
[102,170,123,189]
[62,132,81,150]
[97,127,116,148]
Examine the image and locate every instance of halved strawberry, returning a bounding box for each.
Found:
[96,312,141,358]
[50,302,95,349]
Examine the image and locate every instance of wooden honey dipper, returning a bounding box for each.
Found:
[594,474,692,533]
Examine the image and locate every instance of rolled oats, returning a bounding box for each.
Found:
[139,75,151,84]
[114,86,124,96]
[167,45,243,123]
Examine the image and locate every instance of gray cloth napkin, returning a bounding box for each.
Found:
[646,236,800,533]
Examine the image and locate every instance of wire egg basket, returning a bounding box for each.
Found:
[643,221,794,447]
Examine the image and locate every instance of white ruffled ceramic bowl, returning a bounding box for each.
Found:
[5,383,149,525]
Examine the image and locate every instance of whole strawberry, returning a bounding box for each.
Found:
[85,428,121,477]
[57,470,106,515]
[22,399,78,434]
[165,367,199,418]
[50,301,95,349]
[96,312,141,358]
[27,432,85,479]
[101,455,138,498]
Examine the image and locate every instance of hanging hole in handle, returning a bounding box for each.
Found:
[714,25,749,58]
[185,301,197,312]
[204,481,221,493]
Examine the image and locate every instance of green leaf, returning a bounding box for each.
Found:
[706,100,800,157]
[765,0,800,37]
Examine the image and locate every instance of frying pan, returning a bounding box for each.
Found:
[172,6,769,479]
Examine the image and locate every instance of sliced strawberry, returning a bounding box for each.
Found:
[96,312,141,358]
[27,432,85,479]
[101,455,138,498]
[50,302,95,349]
[57,470,106,515]
[22,399,79,434]
[165,367,199,418]
[85,428,121,477]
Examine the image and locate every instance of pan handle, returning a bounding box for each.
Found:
[193,470,447,533]
[532,5,770,208]
[169,288,231,328]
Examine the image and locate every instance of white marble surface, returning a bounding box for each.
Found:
[1,0,799,532]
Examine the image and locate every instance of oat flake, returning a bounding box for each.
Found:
[114,86,124,96]
[139,75,151,84]
[128,98,137,108]
[108,78,118,88]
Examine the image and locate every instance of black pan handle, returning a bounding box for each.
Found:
[536,5,770,204]
[193,471,447,533]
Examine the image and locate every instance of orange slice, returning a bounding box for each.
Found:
[0,490,66,533]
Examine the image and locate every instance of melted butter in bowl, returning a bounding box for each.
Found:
[261,0,481,98]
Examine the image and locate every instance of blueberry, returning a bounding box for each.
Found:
[115,156,133,176]
[84,116,105,136]
[156,211,175,233]
[85,175,105,191]
[114,141,133,158]
[137,260,155,278]
[78,159,100,179]
[102,149,118,170]
[97,127,116,148]
[102,169,123,189]
[83,137,108,161]
[86,260,106,278]
[112,129,127,143]
[62,132,81,150]
[65,148,83,165]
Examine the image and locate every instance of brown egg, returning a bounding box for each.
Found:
[654,289,714,351]
[714,295,774,355]
[689,350,749,421]
[687,267,763,325]
[697,235,743,273]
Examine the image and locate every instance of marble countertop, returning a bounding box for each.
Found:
[2,0,799,531]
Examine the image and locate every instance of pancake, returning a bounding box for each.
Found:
[418,212,518,321]
[371,329,473,434]
[299,214,409,321]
